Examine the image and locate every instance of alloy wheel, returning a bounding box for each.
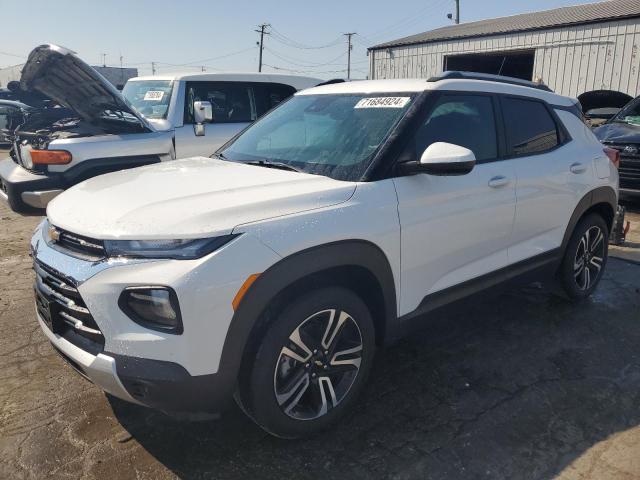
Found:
[273,309,363,421]
[573,225,605,291]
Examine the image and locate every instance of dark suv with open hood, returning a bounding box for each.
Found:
[594,95,640,198]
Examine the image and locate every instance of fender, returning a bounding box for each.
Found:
[215,240,398,386]
[560,186,617,254]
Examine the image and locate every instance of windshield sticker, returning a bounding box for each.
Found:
[143,90,165,101]
[354,97,411,109]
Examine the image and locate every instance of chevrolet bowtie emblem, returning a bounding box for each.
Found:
[48,225,61,243]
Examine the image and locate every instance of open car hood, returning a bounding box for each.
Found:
[20,44,151,131]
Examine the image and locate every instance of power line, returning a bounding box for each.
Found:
[0,50,25,60]
[264,47,346,68]
[269,27,343,50]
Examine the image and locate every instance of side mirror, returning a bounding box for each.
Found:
[193,100,213,136]
[399,142,476,176]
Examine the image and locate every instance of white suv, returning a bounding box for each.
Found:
[31,72,619,438]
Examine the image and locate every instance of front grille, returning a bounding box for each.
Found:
[34,260,104,355]
[604,142,640,190]
[53,227,106,260]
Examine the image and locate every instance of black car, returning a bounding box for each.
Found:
[594,96,640,199]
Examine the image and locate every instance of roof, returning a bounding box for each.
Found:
[129,72,323,91]
[371,0,640,49]
[298,77,574,106]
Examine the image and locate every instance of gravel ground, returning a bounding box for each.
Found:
[1,170,640,479]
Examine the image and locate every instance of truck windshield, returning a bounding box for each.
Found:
[122,80,173,119]
[219,93,414,181]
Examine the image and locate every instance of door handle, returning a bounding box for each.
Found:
[570,162,587,174]
[488,175,510,188]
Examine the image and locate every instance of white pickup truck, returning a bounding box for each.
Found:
[0,44,321,213]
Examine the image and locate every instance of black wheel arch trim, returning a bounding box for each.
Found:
[560,186,617,255]
[219,240,398,390]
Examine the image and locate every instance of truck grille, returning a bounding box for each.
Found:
[603,142,640,191]
[34,260,104,355]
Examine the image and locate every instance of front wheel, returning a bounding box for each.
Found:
[241,287,375,438]
[560,213,609,300]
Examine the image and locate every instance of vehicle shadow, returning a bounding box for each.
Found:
[109,258,640,480]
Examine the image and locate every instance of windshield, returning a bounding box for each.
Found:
[612,98,640,126]
[219,93,414,181]
[122,80,174,119]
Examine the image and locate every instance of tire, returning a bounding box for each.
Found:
[560,213,609,300]
[240,287,376,438]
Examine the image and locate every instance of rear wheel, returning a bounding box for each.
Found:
[241,287,375,438]
[560,213,609,300]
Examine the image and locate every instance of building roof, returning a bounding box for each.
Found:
[371,0,640,49]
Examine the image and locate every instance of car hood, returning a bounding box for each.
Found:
[593,121,640,143]
[46,157,356,239]
[20,44,151,131]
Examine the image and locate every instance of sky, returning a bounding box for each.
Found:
[0,0,605,79]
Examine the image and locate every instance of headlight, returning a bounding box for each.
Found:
[118,287,182,334]
[103,235,239,259]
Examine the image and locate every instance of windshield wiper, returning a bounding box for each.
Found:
[245,160,302,173]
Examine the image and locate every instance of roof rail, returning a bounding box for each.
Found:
[315,78,346,87]
[427,71,552,92]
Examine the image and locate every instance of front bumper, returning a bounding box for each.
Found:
[31,220,281,413]
[0,158,62,213]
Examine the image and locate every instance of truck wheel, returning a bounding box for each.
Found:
[560,213,609,300]
[243,287,375,438]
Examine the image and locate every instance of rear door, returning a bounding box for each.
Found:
[393,93,516,316]
[499,96,589,264]
[174,81,255,158]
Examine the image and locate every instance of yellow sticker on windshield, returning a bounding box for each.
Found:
[354,97,410,109]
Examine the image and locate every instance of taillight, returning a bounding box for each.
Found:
[30,150,72,165]
[603,147,620,169]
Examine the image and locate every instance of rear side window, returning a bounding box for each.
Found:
[414,94,498,162]
[184,82,255,124]
[502,98,559,156]
[254,83,297,117]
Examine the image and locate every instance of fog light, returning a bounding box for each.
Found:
[118,287,183,334]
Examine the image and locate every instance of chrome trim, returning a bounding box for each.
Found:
[59,311,103,336]
[31,220,154,286]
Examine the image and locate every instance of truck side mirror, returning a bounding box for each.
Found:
[193,100,213,136]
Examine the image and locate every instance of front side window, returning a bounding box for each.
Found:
[122,80,174,119]
[502,98,559,156]
[220,93,414,181]
[184,82,255,124]
[414,95,498,162]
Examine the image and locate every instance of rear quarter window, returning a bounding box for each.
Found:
[502,98,560,156]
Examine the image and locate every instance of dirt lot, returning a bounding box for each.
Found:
[1,164,640,479]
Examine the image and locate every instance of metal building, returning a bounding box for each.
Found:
[368,0,640,99]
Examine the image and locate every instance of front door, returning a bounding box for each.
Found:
[393,93,516,316]
[174,81,254,159]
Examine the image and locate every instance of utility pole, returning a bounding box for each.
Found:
[101,53,107,67]
[344,32,356,80]
[151,61,157,75]
[255,23,270,72]
[447,0,460,24]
